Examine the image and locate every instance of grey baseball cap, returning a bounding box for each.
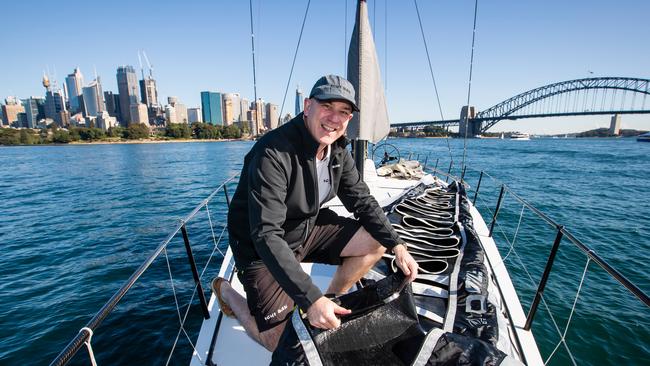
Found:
[309,75,359,111]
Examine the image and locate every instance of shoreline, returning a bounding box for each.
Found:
[0,138,250,147]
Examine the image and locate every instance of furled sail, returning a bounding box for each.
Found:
[347,0,390,144]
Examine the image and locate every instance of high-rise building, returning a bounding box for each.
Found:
[265,102,279,130]
[104,91,120,118]
[240,98,250,123]
[165,105,177,124]
[166,96,188,124]
[200,91,223,125]
[295,85,304,116]
[42,75,67,126]
[96,111,118,131]
[175,102,188,124]
[253,99,264,134]
[187,108,202,123]
[130,103,149,126]
[222,93,235,125]
[82,77,105,117]
[22,97,45,128]
[139,77,158,108]
[2,97,25,127]
[116,66,139,126]
[65,67,84,113]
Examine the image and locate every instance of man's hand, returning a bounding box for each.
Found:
[306,296,351,329]
[393,244,418,282]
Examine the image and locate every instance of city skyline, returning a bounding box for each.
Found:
[1,0,648,133]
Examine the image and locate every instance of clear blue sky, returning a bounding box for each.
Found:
[1,0,648,133]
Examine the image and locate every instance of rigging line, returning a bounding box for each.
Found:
[461,0,479,169]
[413,0,453,164]
[248,0,258,135]
[345,0,348,72]
[278,0,312,122]
[385,0,388,91]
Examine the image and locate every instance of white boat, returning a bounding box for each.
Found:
[637,132,650,142]
[50,1,649,366]
[510,132,530,140]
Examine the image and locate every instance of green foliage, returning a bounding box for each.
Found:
[0,128,21,145]
[422,125,448,137]
[191,122,221,139]
[69,128,81,141]
[107,126,124,138]
[73,127,105,141]
[165,123,191,139]
[20,129,37,144]
[222,125,242,139]
[53,130,72,143]
[124,123,151,139]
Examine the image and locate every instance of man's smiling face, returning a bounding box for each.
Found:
[303,98,354,148]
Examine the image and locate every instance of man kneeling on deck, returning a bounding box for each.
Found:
[212,75,418,351]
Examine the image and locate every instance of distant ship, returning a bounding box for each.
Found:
[510,132,530,140]
[637,132,650,142]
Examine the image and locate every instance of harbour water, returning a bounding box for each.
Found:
[1,137,648,365]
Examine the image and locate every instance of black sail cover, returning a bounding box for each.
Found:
[272,272,426,365]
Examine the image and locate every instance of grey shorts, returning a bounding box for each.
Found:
[237,208,360,332]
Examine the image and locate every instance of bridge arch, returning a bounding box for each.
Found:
[476,77,650,132]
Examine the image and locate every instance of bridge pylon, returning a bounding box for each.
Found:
[459,105,481,137]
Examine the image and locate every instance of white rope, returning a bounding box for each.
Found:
[80,327,98,366]
[496,203,526,268]
[544,258,590,365]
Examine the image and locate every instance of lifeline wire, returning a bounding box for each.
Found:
[461,0,479,169]
[544,258,590,365]
[163,246,203,365]
[278,0,312,123]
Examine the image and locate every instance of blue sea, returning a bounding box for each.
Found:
[1,137,648,365]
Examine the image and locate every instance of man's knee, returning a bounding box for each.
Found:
[258,321,287,352]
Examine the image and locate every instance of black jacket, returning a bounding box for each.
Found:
[228,114,403,310]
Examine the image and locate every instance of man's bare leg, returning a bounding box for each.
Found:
[218,281,287,351]
[327,227,385,295]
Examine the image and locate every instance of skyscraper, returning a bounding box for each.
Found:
[222,93,236,125]
[139,77,158,108]
[200,91,223,125]
[116,66,139,126]
[240,98,250,123]
[295,85,304,116]
[265,102,279,130]
[104,91,119,118]
[82,77,105,117]
[130,103,149,126]
[1,97,25,127]
[22,97,45,128]
[187,108,202,123]
[253,98,264,134]
[42,75,67,126]
[65,68,84,113]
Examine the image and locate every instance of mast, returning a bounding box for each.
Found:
[347,0,390,180]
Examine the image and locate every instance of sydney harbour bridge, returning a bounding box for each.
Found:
[391,77,650,136]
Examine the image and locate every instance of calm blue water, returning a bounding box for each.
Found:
[1,138,648,365]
